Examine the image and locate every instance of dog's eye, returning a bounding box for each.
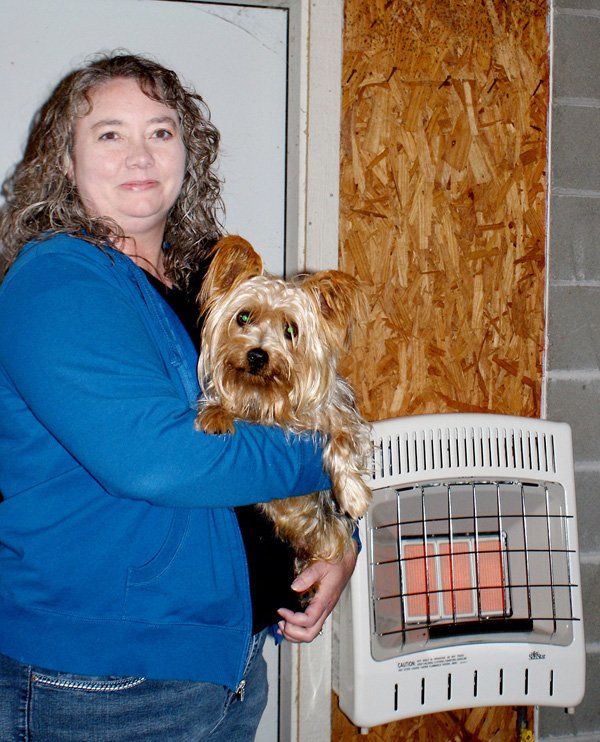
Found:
[284,321,298,340]
[237,311,252,327]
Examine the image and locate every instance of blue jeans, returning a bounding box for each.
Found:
[0,631,268,741]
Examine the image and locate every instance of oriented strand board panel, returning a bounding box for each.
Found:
[332,700,535,741]
[339,0,549,423]
[335,0,548,739]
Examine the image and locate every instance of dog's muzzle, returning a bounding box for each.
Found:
[246,348,269,374]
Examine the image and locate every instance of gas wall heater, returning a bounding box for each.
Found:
[334,414,585,730]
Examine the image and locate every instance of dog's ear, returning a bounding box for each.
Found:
[200,236,263,305]
[302,271,368,352]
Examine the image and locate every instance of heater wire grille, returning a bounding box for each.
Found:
[368,479,579,662]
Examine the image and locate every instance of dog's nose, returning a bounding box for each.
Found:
[247,348,269,374]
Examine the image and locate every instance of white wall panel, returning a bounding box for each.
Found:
[0,0,287,272]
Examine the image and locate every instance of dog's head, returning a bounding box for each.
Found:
[198,236,367,427]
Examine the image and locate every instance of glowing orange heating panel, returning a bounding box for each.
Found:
[402,542,439,622]
[401,534,509,626]
[439,540,476,618]
[478,538,507,615]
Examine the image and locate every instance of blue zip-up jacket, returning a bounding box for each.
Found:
[0,234,330,690]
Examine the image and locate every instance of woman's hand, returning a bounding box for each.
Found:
[276,539,358,643]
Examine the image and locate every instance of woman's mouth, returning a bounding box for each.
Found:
[121,180,159,191]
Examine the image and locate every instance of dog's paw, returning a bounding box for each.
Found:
[195,405,236,435]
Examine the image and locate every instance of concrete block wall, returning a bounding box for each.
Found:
[541,0,600,739]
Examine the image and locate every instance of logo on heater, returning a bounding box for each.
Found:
[528,650,546,660]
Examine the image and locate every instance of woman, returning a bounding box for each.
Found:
[0,53,357,741]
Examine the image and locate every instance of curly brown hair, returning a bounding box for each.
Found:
[0,52,224,287]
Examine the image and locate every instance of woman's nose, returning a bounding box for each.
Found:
[126,140,154,168]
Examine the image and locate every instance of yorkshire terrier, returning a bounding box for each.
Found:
[195,235,372,572]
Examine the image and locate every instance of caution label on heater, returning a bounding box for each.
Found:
[396,653,468,672]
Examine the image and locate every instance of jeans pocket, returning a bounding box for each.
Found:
[32,673,145,693]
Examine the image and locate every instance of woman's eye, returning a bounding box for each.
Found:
[284,321,298,340]
[237,311,252,327]
[153,128,174,140]
[99,131,119,141]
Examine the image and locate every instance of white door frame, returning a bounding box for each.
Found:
[196,0,343,276]
[265,4,344,738]
[194,2,343,740]
[276,4,344,737]
[256,4,344,739]
[281,0,344,276]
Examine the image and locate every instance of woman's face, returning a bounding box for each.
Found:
[68,77,187,242]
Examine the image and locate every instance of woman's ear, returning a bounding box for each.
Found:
[62,144,75,185]
[65,151,75,182]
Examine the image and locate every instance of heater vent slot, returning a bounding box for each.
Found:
[369,480,578,662]
[372,425,557,483]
